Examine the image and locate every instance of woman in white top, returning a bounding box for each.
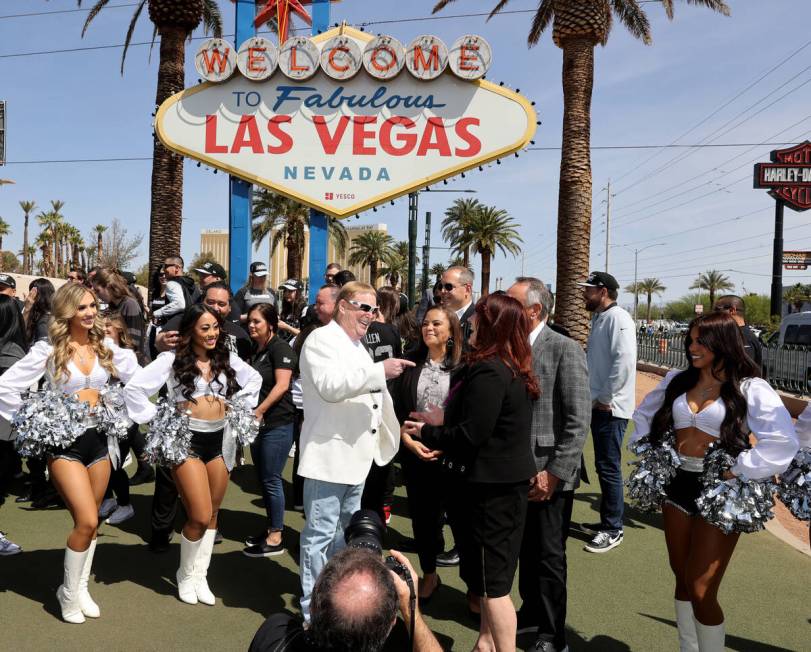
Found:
[0,283,139,624]
[632,313,798,652]
[124,304,261,606]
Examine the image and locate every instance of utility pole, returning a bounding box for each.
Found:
[603,179,612,273]
[407,192,418,306]
[421,211,431,295]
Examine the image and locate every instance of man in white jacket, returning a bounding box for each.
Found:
[298,282,414,623]
[578,271,637,554]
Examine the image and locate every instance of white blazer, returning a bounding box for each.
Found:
[299,320,400,485]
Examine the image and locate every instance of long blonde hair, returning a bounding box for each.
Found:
[49,283,116,383]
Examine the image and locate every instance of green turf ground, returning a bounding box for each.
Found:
[1,437,808,651]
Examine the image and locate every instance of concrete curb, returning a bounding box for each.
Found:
[766,517,811,558]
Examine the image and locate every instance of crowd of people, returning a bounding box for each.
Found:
[0,261,809,652]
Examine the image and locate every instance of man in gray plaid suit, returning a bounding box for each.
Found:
[508,277,591,652]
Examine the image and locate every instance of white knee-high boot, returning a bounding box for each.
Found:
[695,621,725,652]
[78,539,100,618]
[56,547,89,624]
[675,600,698,652]
[177,534,203,605]
[194,529,217,606]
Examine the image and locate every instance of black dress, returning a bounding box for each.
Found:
[421,357,535,598]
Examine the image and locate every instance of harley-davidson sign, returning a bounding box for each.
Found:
[753,141,811,212]
[155,26,536,218]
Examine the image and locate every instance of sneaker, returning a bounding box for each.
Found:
[578,522,604,536]
[106,504,135,525]
[245,530,269,547]
[436,547,460,567]
[383,505,392,525]
[288,442,297,459]
[98,497,118,519]
[584,530,623,553]
[0,532,22,556]
[243,541,285,558]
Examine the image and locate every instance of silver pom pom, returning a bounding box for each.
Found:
[96,383,131,441]
[776,447,811,521]
[144,398,192,467]
[226,396,260,446]
[626,432,682,512]
[12,389,90,457]
[696,442,777,534]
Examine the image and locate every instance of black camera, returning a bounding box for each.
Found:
[344,509,409,580]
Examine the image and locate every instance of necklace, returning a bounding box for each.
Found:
[74,343,93,366]
[697,382,721,399]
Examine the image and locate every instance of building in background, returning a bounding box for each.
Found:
[200,229,229,271]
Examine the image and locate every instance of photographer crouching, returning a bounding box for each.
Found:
[249,511,442,652]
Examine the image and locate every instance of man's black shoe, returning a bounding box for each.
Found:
[534,640,568,652]
[149,531,174,553]
[31,490,62,509]
[129,461,155,486]
[15,493,31,504]
[435,547,459,567]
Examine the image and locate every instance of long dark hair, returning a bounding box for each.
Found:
[247,303,280,348]
[410,305,463,370]
[0,295,28,354]
[150,265,166,299]
[649,312,759,454]
[467,293,540,399]
[26,278,55,344]
[376,286,399,324]
[172,304,238,403]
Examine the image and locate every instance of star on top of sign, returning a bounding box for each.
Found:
[232,0,340,45]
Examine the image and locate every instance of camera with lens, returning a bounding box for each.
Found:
[344,509,409,581]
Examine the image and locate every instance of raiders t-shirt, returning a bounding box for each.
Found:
[250,336,297,429]
[364,322,402,363]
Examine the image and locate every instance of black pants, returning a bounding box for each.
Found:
[518,490,574,649]
[401,453,446,574]
[361,461,395,526]
[151,464,180,538]
[291,409,304,507]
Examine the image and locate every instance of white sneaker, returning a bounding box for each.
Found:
[98,498,118,520]
[0,532,22,555]
[583,530,623,553]
[106,504,135,525]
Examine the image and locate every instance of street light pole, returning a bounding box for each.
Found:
[632,243,665,322]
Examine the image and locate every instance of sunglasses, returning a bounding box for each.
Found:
[440,282,464,292]
[347,299,380,316]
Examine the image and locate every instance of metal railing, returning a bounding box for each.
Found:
[636,333,811,396]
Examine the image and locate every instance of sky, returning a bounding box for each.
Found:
[1,0,811,306]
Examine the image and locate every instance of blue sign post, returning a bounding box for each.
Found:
[228,0,256,293]
[307,0,331,296]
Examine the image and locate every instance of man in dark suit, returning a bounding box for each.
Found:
[508,277,591,652]
[439,266,476,342]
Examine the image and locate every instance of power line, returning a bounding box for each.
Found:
[526,142,799,152]
[0,3,139,20]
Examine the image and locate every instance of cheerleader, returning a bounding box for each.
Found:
[631,313,798,651]
[0,283,139,623]
[124,304,260,605]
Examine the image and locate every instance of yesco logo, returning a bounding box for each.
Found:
[195,33,492,84]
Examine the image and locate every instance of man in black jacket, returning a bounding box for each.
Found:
[713,295,763,368]
[508,277,591,652]
[439,266,475,342]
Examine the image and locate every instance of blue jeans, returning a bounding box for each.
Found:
[299,478,364,622]
[250,422,294,531]
[590,409,628,532]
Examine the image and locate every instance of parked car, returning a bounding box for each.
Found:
[761,312,811,393]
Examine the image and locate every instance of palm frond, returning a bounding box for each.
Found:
[612,0,652,44]
[486,0,513,21]
[684,0,731,17]
[202,0,224,37]
[432,0,460,14]
[80,0,113,38]
[527,0,555,46]
[121,0,148,75]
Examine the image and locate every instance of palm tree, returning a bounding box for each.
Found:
[690,270,734,308]
[348,232,398,286]
[430,263,447,282]
[783,283,811,314]
[435,0,730,342]
[95,224,108,263]
[454,205,523,297]
[383,241,417,289]
[252,189,348,280]
[0,218,9,252]
[79,1,224,275]
[19,200,36,274]
[69,228,84,270]
[34,232,52,277]
[637,278,666,321]
[441,198,483,269]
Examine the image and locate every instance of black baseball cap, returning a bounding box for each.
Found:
[577,271,619,291]
[195,261,227,279]
[280,278,303,291]
[0,273,16,289]
[250,262,268,277]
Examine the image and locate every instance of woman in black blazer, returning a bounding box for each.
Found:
[390,305,462,602]
[404,293,539,652]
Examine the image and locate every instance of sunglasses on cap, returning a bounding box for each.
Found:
[347,299,380,316]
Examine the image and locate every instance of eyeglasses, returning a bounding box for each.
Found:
[347,299,380,316]
[439,282,464,292]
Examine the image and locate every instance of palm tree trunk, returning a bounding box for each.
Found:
[0,236,3,251]
[80,250,86,271]
[709,289,715,307]
[462,246,469,269]
[370,260,378,286]
[480,250,491,297]
[97,233,103,262]
[646,294,652,321]
[23,216,29,274]
[555,39,595,345]
[148,25,187,277]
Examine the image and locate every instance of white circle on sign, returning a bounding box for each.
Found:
[448,35,491,80]
[405,36,448,81]
[363,35,405,80]
[237,37,278,81]
[195,38,237,83]
[279,37,320,81]
[319,36,362,81]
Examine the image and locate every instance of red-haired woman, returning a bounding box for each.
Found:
[404,293,539,652]
[632,313,798,651]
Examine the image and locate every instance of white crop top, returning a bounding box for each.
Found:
[631,369,799,480]
[123,351,261,424]
[0,339,140,421]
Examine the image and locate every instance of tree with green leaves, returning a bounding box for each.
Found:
[0,217,10,253]
[434,0,730,342]
[348,231,397,285]
[252,189,347,281]
[430,263,447,282]
[19,200,36,274]
[441,197,483,269]
[637,278,666,321]
[95,224,108,263]
[382,241,418,289]
[79,0,224,275]
[783,283,811,314]
[690,270,734,308]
